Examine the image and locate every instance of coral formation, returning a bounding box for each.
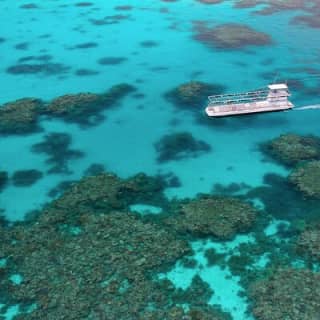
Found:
[83,163,105,176]
[6,63,70,75]
[154,132,211,163]
[0,98,44,134]
[289,161,320,198]
[297,224,320,263]
[165,81,224,110]
[165,195,257,239]
[0,171,9,192]
[47,172,168,217]
[245,173,320,221]
[45,83,135,126]
[193,22,272,50]
[12,169,43,187]
[249,268,320,320]
[30,132,84,174]
[261,133,320,166]
[0,212,191,319]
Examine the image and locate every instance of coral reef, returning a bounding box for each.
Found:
[30,132,84,174]
[193,22,272,50]
[297,224,320,263]
[46,172,168,218]
[245,173,320,221]
[0,165,232,319]
[0,171,8,192]
[233,0,320,17]
[83,163,105,176]
[0,98,44,134]
[47,180,76,198]
[46,92,101,123]
[0,211,192,319]
[165,81,224,110]
[289,161,320,199]
[249,268,320,320]
[154,132,211,163]
[12,169,43,187]
[6,63,70,76]
[260,133,320,166]
[45,83,135,126]
[165,195,257,239]
[98,57,127,65]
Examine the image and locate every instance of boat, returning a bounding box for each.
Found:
[205,83,294,117]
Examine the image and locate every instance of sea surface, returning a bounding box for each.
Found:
[0,1,320,319]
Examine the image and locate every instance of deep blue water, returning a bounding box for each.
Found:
[1,1,320,319]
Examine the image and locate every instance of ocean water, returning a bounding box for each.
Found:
[1,1,320,319]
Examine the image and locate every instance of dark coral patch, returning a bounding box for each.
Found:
[249,269,320,320]
[71,42,98,49]
[154,132,211,163]
[6,63,70,76]
[75,2,93,6]
[12,169,43,187]
[165,81,225,111]
[18,55,53,63]
[245,173,320,221]
[0,171,9,192]
[19,3,39,9]
[97,57,128,65]
[0,37,6,43]
[0,98,44,134]
[44,83,135,126]
[292,13,320,29]
[89,14,130,25]
[289,161,320,199]
[83,163,105,176]
[140,40,159,47]
[114,5,133,10]
[260,133,320,167]
[31,132,84,175]
[164,195,257,239]
[47,180,76,198]
[75,68,99,76]
[193,22,272,50]
[197,0,224,4]
[14,42,29,50]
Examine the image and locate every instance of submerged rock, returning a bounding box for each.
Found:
[249,268,320,320]
[0,98,44,134]
[165,195,257,239]
[261,133,320,166]
[289,160,320,198]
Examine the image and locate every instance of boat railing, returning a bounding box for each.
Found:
[208,90,269,105]
[208,89,268,100]
[208,92,290,106]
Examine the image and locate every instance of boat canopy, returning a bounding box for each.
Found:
[268,83,288,90]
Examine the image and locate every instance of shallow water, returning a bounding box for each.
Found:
[1,1,320,319]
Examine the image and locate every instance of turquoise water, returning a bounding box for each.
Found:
[1,1,320,319]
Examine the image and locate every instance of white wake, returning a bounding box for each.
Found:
[294,104,320,110]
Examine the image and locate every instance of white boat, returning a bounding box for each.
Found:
[205,83,294,117]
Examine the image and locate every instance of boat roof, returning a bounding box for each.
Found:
[268,83,288,90]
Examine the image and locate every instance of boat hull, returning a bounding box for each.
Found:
[205,101,294,117]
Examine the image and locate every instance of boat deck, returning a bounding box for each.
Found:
[205,100,294,117]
